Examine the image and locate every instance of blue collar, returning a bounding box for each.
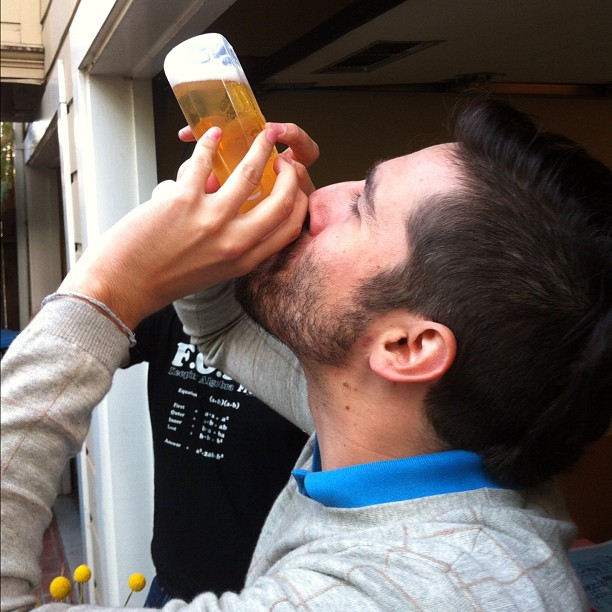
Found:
[292,438,508,508]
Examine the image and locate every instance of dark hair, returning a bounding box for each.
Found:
[358,97,612,488]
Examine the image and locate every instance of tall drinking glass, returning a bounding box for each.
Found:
[164,33,277,213]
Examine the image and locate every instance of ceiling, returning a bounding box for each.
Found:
[3,0,611,122]
[204,0,612,95]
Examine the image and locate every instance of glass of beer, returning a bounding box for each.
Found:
[164,33,277,213]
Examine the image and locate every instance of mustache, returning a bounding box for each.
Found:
[238,209,310,285]
[267,232,304,274]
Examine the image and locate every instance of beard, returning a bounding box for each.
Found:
[235,238,373,367]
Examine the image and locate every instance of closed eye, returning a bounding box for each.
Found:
[349,191,361,217]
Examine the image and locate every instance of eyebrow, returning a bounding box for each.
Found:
[362,162,380,221]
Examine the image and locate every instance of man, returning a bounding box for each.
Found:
[221,99,611,489]
[175,99,612,609]
[129,306,306,603]
[1,98,610,610]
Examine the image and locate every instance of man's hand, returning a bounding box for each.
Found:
[57,126,311,329]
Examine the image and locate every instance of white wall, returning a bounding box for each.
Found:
[71,72,158,606]
[18,1,161,605]
[22,163,63,311]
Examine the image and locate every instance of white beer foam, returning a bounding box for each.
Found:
[164,33,245,86]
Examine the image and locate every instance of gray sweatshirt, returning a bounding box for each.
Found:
[0,294,588,611]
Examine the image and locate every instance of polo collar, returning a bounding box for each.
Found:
[292,438,508,508]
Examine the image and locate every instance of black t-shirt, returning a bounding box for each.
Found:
[129,306,307,600]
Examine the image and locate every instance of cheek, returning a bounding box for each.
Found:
[315,234,378,284]
[315,228,354,259]
[373,219,407,264]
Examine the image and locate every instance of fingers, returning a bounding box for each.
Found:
[176,124,307,254]
[267,122,320,168]
[177,122,318,199]
[178,126,196,142]
[232,156,308,268]
[218,128,278,210]
[176,127,221,195]
[267,123,318,195]
[57,130,309,329]
[205,173,221,193]
[239,156,303,237]
[179,123,319,168]
[176,158,221,193]
[274,154,315,196]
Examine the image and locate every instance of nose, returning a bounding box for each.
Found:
[306,187,328,236]
[308,181,362,236]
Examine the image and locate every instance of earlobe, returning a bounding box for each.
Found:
[370,321,456,383]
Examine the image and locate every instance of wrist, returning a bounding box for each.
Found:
[58,267,146,331]
[43,292,137,347]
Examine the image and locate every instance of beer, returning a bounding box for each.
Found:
[173,79,277,212]
[164,35,277,213]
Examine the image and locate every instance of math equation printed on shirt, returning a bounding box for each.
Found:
[163,341,253,461]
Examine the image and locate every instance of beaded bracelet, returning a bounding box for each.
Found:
[42,291,137,347]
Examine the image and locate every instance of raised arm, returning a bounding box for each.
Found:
[1,125,309,611]
[174,122,321,433]
[175,285,314,434]
[57,126,309,330]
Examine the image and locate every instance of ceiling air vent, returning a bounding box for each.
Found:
[316,40,443,74]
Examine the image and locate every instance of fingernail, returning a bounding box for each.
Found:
[279,154,294,165]
[267,122,286,137]
[204,126,222,141]
[265,128,278,145]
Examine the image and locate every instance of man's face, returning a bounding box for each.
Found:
[236,143,459,365]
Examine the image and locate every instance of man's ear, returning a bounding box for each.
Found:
[369,319,456,383]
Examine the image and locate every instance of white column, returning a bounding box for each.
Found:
[73,71,156,607]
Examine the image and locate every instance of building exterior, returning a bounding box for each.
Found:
[1,0,44,119]
[1,1,243,605]
[1,0,610,607]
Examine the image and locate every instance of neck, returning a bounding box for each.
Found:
[303,364,441,472]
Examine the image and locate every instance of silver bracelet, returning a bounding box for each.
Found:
[42,291,137,347]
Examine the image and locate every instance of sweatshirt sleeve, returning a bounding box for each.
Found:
[0,299,129,612]
[174,284,314,434]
